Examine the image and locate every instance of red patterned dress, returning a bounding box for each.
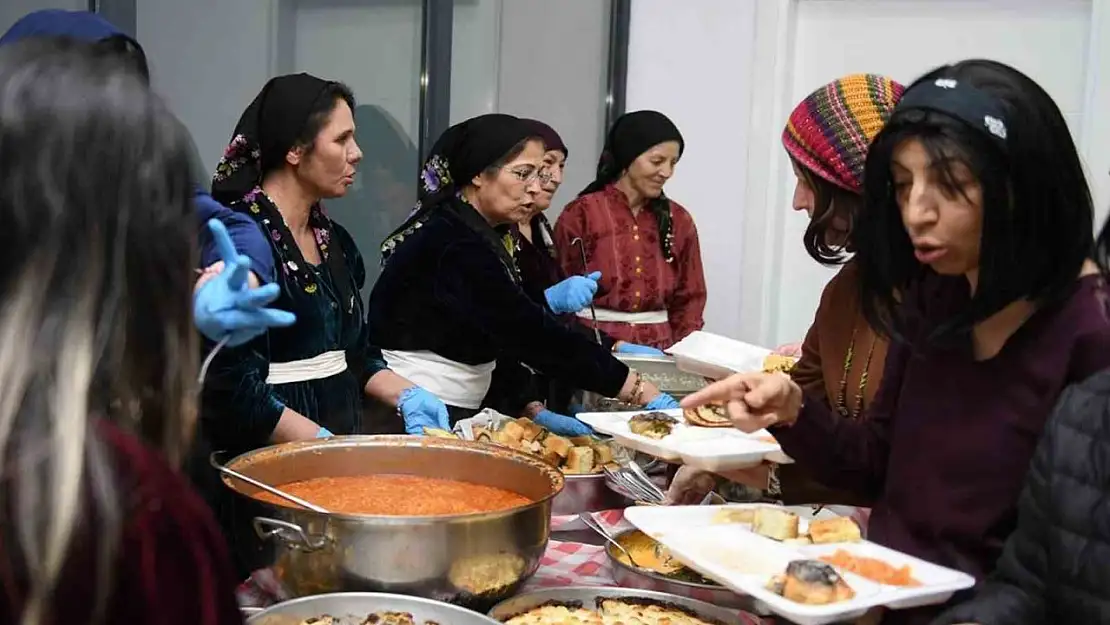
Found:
[554,183,706,350]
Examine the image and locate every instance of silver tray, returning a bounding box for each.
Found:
[246,592,500,625]
[487,585,745,624]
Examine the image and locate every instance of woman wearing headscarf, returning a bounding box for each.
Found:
[555,111,707,350]
[485,119,665,433]
[369,114,679,427]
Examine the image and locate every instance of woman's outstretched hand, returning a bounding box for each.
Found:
[680,372,804,432]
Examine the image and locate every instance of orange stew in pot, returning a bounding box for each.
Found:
[253,474,531,515]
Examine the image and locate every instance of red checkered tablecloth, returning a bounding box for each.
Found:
[237,509,766,624]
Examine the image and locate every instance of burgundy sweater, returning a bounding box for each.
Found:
[0,420,243,625]
[773,273,1110,625]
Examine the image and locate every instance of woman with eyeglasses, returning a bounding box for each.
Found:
[554,110,706,351]
[368,114,680,428]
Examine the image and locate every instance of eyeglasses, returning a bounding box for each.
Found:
[504,166,554,185]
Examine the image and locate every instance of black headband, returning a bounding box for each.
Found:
[897,77,1009,150]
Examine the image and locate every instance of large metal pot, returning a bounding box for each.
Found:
[246,592,500,625]
[220,436,564,609]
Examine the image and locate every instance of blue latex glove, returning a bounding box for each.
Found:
[194,219,296,346]
[534,409,593,436]
[316,427,333,438]
[399,386,451,435]
[544,271,602,314]
[616,342,666,356]
[645,393,680,410]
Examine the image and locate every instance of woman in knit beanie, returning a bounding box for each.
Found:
[667,74,904,510]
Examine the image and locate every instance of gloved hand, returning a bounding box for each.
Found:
[544,271,602,314]
[616,342,666,356]
[316,427,333,438]
[645,393,680,410]
[534,409,593,436]
[194,219,296,346]
[399,386,451,435]
[665,465,718,505]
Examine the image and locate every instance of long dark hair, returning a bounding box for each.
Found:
[0,38,197,623]
[856,60,1093,343]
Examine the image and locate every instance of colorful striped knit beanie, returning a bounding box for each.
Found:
[783,74,905,193]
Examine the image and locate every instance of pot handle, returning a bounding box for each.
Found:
[253,517,329,552]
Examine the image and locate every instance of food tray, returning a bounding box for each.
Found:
[246,592,500,625]
[624,505,976,625]
[666,331,773,380]
[486,585,745,625]
[576,409,791,470]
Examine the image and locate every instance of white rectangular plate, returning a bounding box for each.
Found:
[666,331,774,379]
[577,409,787,470]
[624,505,976,625]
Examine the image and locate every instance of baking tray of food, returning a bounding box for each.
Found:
[576,408,790,470]
[666,331,796,381]
[245,592,501,624]
[623,505,976,625]
[486,585,746,625]
[574,353,709,413]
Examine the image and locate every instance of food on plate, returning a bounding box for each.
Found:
[766,560,856,605]
[819,549,921,586]
[628,411,679,439]
[762,353,797,374]
[683,403,732,428]
[808,517,862,544]
[710,507,756,524]
[448,552,526,595]
[473,417,618,475]
[503,597,721,625]
[296,612,437,625]
[253,474,530,515]
[753,507,800,541]
[610,530,719,586]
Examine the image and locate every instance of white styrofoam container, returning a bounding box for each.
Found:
[624,505,976,625]
[666,331,775,380]
[577,409,786,471]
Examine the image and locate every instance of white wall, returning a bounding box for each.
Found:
[627,0,1110,348]
[626,0,758,342]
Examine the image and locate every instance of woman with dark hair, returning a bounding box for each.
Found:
[369,113,679,427]
[668,74,904,508]
[0,38,240,624]
[554,111,707,350]
[930,215,1110,625]
[681,59,1110,624]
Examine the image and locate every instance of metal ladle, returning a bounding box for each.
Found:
[570,236,603,345]
[577,512,649,569]
[208,452,330,514]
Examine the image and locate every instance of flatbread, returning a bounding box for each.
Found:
[683,403,732,428]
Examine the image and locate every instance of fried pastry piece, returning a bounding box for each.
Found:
[628,411,679,439]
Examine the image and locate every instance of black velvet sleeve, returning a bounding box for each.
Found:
[434,240,629,398]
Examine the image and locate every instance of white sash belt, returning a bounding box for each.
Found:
[266,350,348,385]
[576,308,669,324]
[381,350,496,410]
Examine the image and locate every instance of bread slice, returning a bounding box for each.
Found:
[762,354,797,374]
[753,507,800,541]
[514,417,546,443]
[542,434,573,458]
[565,446,595,474]
[807,517,862,544]
[683,403,732,428]
[590,442,614,466]
[500,420,526,443]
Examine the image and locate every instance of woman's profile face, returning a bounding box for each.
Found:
[472,139,544,226]
[533,149,566,212]
[291,98,363,200]
[891,137,983,278]
[623,140,680,199]
[790,160,850,247]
